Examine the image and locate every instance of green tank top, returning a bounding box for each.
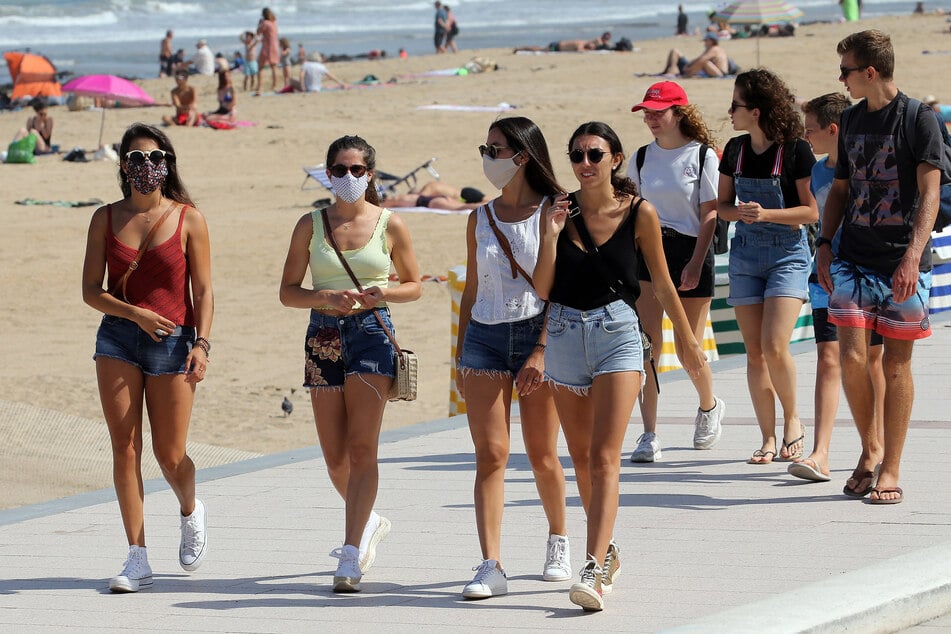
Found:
[309,208,392,303]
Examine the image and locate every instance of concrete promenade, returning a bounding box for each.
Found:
[3,318,951,632]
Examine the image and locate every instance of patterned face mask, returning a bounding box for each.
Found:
[127,160,169,195]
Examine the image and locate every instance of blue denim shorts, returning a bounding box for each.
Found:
[303,308,396,389]
[728,228,810,305]
[544,300,644,390]
[94,315,195,376]
[459,312,545,376]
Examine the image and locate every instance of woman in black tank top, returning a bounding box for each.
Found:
[534,121,707,612]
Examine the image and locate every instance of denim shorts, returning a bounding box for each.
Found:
[459,312,545,376]
[94,315,195,376]
[303,308,396,389]
[544,300,644,390]
[828,259,932,341]
[728,228,810,305]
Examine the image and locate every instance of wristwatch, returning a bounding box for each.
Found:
[815,237,832,249]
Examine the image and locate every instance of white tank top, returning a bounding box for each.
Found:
[471,198,546,325]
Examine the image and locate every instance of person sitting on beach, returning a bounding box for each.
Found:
[282,58,346,92]
[161,70,199,127]
[240,31,260,92]
[515,32,613,53]
[659,32,734,77]
[184,39,215,76]
[13,99,54,154]
[204,68,236,126]
[382,181,487,211]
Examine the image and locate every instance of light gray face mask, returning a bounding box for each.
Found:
[482,153,521,190]
[330,172,369,203]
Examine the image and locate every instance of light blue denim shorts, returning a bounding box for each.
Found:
[544,299,644,390]
[94,315,195,376]
[728,228,810,306]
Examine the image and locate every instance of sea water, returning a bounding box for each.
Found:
[0,0,921,85]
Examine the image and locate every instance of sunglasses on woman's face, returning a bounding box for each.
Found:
[568,148,608,164]
[478,144,519,160]
[125,149,172,165]
[329,164,368,178]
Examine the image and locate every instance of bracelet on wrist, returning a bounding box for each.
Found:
[195,337,211,357]
[533,343,546,350]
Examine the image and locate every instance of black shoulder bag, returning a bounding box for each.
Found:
[568,194,659,393]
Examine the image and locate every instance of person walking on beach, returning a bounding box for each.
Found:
[444,5,460,53]
[257,7,281,91]
[626,81,726,463]
[817,30,944,503]
[81,123,213,593]
[279,135,422,592]
[676,5,689,36]
[240,31,260,92]
[789,92,886,485]
[534,121,707,611]
[717,68,818,466]
[434,1,448,53]
[160,30,174,77]
[455,117,571,600]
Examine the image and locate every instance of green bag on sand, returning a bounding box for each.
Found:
[6,135,37,164]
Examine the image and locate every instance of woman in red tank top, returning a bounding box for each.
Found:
[81,123,214,593]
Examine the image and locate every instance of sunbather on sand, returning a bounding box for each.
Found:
[515,32,613,53]
[383,181,487,210]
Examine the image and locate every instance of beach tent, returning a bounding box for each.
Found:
[3,52,62,101]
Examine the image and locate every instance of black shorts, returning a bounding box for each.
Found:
[637,228,715,298]
[812,307,884,345]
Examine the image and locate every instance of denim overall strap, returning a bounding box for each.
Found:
[734,143,790,235]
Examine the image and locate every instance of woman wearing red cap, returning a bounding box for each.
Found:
[717,69,817,465]
[625,81,725,464]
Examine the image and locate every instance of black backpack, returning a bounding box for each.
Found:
[900,97,951,232]
[635,143,729,254]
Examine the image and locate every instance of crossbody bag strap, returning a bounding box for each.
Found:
[320,208,403,355]
[109,201,178,301]
[483,202,535,288]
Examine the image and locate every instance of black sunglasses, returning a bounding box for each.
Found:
[125,149,173,165]
[729,101,751,113]
[568,148,608,164]
[329,164,368,178]
[478,144,517,160]
[839,65,866,78]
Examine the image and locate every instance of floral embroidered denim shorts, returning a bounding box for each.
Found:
[303,308,396,389]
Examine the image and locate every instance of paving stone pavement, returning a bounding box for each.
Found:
[3,319,951,632]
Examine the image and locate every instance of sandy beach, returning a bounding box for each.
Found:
[2,14,949,510]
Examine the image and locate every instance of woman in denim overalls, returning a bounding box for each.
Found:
[717,69,818,465]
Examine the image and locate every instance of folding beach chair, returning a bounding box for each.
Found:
[301,158,440,198]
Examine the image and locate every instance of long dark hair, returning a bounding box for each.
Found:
[118,123,194,205]
[326,135,380,205]
[568,121,638,200]
[734,68,803,144]
[489,116,564,198]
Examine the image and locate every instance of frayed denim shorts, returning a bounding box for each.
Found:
[94,315,195,376]
[544,299,644,390]
[459,312,545,376]
[303,308,396,389]
[728,228,810,305]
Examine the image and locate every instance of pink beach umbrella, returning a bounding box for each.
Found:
[61,74,155,147]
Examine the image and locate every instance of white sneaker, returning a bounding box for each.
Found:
[630,432,661,462]
[568,558,604,611]
[601,541,620,594]
[694,397,725,449]
[109,545,153,593]
[179,499,207,571]
[359,512,391,574]
[331,544,362,593]
[543,534,571,581]
[462,559,508,599]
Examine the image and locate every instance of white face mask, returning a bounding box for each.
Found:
[482,153,521,190]
[330,173,369,204]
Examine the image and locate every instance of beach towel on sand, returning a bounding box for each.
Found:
[16,198,104,207]
[416,102,516,112]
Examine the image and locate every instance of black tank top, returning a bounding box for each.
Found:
[549,198,641,310]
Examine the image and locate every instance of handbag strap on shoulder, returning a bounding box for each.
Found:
[483,201,535,288]
[109,201,178,301]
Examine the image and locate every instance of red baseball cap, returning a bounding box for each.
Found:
[631,81,689,112]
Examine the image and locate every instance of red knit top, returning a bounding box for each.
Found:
[106,204,195,327]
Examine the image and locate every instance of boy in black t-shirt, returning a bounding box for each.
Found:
[816,29,944,504]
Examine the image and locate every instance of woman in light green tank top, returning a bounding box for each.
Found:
[279,135,421,593]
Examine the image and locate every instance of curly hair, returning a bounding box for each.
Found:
[118,123,194,205]
[734,68,803,144]
[674,104,718,148]
[325,135,380,205]
[568,121,638,201]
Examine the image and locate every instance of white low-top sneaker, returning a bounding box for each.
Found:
[543,534,571,581]
[331,544,362,593]
[694,397,725,449]
[462,559,508,599]
[630,432,661,462]
[109,545,153,593]
[179,499,207,572]
[568,558,604,611]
